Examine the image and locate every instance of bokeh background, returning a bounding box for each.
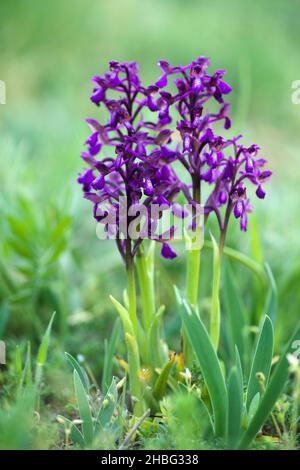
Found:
[1,0,300,376]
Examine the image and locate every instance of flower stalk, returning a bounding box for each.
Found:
[210,233,221,350]
[186,180,202,308]
[136,244,155,333]
[186,246,201,308]
[126,241,137,335]
[136,243,164,367]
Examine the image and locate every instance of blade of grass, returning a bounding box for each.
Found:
[35,312,56,386]
[25,342,32,388]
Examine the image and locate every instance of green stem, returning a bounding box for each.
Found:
[186,246,201,308]
[125,332,144,416]
[136,244,163,367]
[203,241,267,287]
[184,177,201,366]
[136,245,155,332]
[125,246,144,415]
[126,252,137,335]
[210,234,221,351]
[187,177,201,306]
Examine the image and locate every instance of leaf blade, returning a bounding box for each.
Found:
[238,321,300,449]
[73,370,94,445]
[246,316,274,409]
[177,291,228,438]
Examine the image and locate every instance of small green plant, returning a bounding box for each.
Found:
[0,196,70,340]
[177,292,300,449]
[58,353,126,449]
[0,313,55,449]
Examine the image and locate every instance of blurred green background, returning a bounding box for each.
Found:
[1,0,300,368]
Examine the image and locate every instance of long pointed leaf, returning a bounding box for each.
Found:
[264,263,277,327]
[235,346,243,392]
[152,353,175,402]
[222,265,248,369]
[238,321,300,449]
[95,377,118,432]
[65,352,90,392]
[246,316,274,409]
[73,370,94,445]
[36,312,56,366]
[227,366,243,449]
[177,290,228,438]
[35,312,56,386]
[102,319,121,392]
[109,295,133,335]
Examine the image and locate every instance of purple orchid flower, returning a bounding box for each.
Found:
[78,61,181,263]
[147,56,272,249]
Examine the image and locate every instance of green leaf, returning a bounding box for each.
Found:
[65,352,90,392]
[227,366,243,449]
[35,312,56,386]
[95,377,118,432]
[235,346,244,392]
[7,216,29,243]
[264,263,277,327]
[152,353,176,402]
[46,238,67,264]
[222,265,248,369]
[102,319,121,392]
[15,345,22,378]
[125,333,144,417]
[73,370,94,446]
[36,312,56,366]
[0,302,9,338]
[109,295,133,336]
[246,316,274,409]
[238,320,300,449]
[24,342,32,388]
[0,260,16,293]
[148,305,166,366]
[8,237,33,260]
[176,289,228,438]
[248,392,260,424]
[136,318,147,364]
[50,216,70,243]
[7,216,30,243]
[203,241,267,286]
